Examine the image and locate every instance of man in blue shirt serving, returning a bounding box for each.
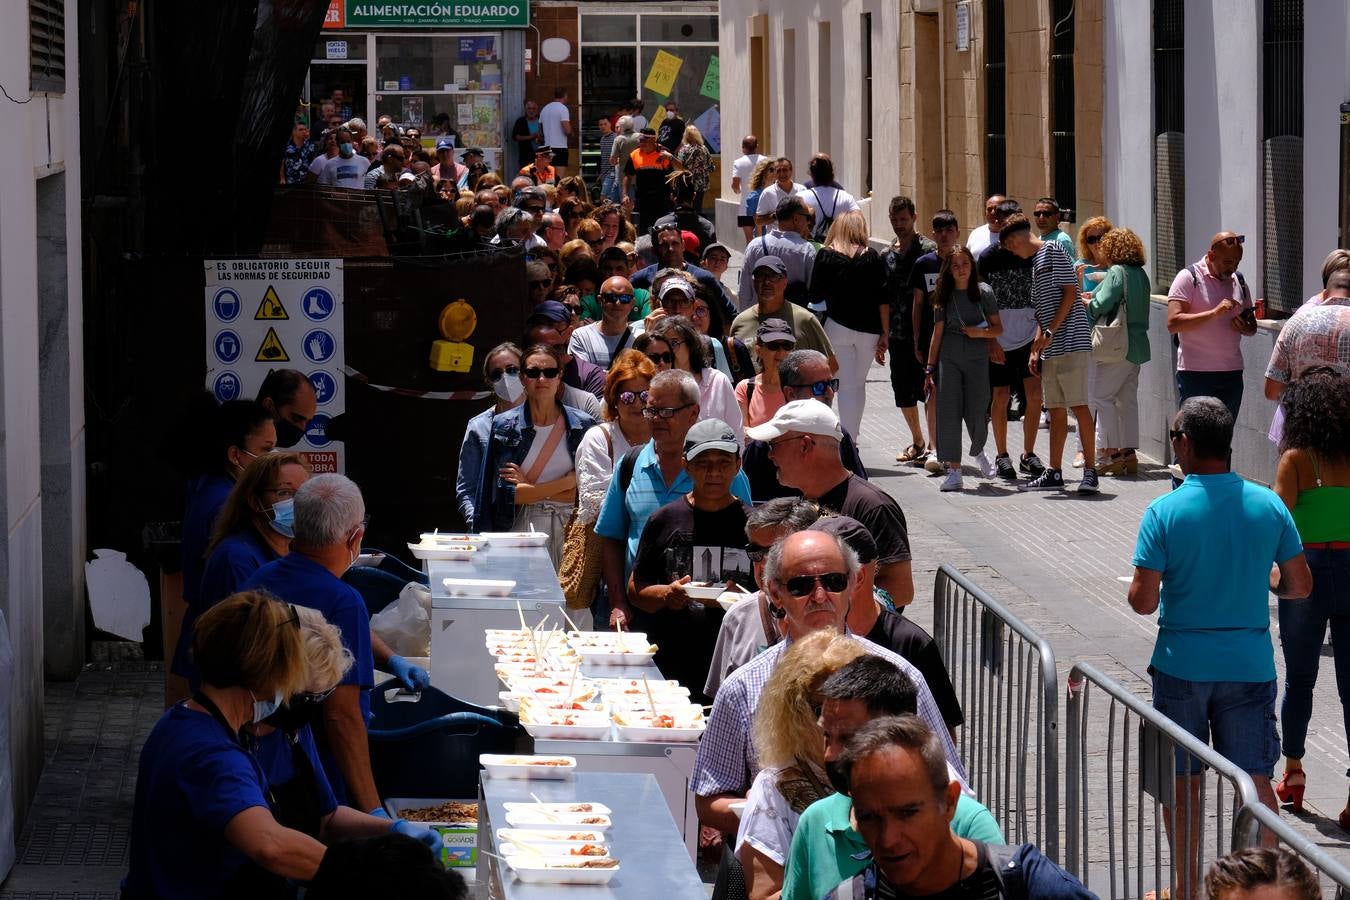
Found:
[245,473,429,815]
[1127,396,1311,898]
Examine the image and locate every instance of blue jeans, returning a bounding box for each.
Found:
[1175,369,1244,420]
[1278,547,1350,760]
[1151,668,1280,777]
[601,170,621,204]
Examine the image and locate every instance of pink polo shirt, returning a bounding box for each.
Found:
[1166,258,1249,372]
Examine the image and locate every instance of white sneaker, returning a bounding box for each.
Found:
[975,452,995,478]
[940,469,963,492]
[1039,410,1050,429]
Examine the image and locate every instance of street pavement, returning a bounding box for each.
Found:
[3,264,1348,896]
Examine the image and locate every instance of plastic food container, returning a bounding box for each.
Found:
[442,577,517,597]
[383,797,478,868]
[478,753,577,780]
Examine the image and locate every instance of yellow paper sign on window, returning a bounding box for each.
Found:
[644,50,683,97]
[650,105,667,130]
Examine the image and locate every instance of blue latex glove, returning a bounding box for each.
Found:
[369,806,391,819]
[387,655,431,691]
[392,818,442,852]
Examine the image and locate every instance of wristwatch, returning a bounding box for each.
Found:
[1044,328,1055,341]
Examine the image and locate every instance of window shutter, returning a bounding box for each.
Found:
[30,0,65,93]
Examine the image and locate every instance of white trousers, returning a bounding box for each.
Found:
[824,318,879,442]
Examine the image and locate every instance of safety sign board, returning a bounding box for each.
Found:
[205,259,346,472]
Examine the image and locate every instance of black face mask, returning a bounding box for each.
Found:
[274,417,305,448]
[261,693,326,732]
[825,757,851,796]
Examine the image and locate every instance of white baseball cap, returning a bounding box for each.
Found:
[745,399,843,443]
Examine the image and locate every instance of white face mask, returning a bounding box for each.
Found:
[252,690,284,724]
[493,373,524,403]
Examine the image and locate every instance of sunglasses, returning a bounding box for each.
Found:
[1085,235,1102,245]
[646,351,675,365]
[745,543,771,563]
[641,403,693,419]
[1214,235,1246,248]
[488,365,520,382]
[782,571,849,597]
[292,686,337,705]
[601,292,634,305]
[761,340,794,352]
[529,280,552,289]
[789,378,840,396]
[1033,210,1057,218]
[1169,428,1186,441]
[522,366,560,380]
[618,389,650,406]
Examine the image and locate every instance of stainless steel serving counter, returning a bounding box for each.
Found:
[476,772,706,899]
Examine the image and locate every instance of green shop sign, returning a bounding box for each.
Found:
[344,2,529,28]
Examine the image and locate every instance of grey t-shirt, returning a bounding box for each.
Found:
[703,591,778,698]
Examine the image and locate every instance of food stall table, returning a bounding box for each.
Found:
[476,771,706,899]
[427,545,567,706]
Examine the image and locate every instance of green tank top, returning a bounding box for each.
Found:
[1291,452,1350,543]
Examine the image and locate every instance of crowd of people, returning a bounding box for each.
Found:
[137,96,1350,896]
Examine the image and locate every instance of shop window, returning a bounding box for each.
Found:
[313,34,367,60]
[861,13,873,195]
[1049,0,1076,218]
[639,44,721,147]
[1153,0,1185,288]
[1262,0,1303,316]
[641,15,718,44]
[29,0,64,93]
[984,0,1007,196]
[817,22,831,156]
[582,15,636,43]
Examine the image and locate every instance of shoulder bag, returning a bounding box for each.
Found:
[558,425,612,609]
[1090,265,1130,364]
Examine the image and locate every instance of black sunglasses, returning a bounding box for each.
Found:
[1169,428,1186,441]
[782,572,849,597]
[601,292,635,305]
[641,403,693,420]
[788,378,840,397]
[522,366,560,380]
[1033,209,1057,218]
[745,543,771,563]
[529,280,552,289]
[1214,235,1246,248]
[1085,235,1102,245]
[646,351,675,366]
[761,340,794,352]
[488,365,520,382]
[618,389,650,406]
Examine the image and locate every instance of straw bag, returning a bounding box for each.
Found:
[1091,266,1129,364]
[558,425,612,609]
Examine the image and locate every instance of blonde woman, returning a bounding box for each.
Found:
[735,631,867,900]
[1072,215,1114,469]
[676,124,713,210]
[1082,227,1152,474]
[809,209,888,441]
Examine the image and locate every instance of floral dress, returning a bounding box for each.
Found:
[678,142,713,193]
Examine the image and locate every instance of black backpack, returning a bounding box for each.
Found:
[808,187,841,242]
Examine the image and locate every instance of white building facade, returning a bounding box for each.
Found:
[717,0,1350,311]
[0,0,87,853]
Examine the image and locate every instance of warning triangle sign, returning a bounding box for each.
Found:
[255,327,290,362]
[255,285,289,320]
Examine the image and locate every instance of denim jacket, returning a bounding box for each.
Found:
[475,402,597,532]
[455,407,494,527]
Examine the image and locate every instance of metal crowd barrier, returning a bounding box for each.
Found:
[1235,801,1350,899]
[932,565,1059,858]
[1065,661,1265,899]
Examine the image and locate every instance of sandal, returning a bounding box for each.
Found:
[1275,769,1306,813]
[896,443,926,463]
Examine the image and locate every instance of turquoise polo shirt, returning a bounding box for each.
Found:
[1133,472,1303,683]
[781,791,1004,900]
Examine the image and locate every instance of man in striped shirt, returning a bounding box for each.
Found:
[691,529,967,838]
